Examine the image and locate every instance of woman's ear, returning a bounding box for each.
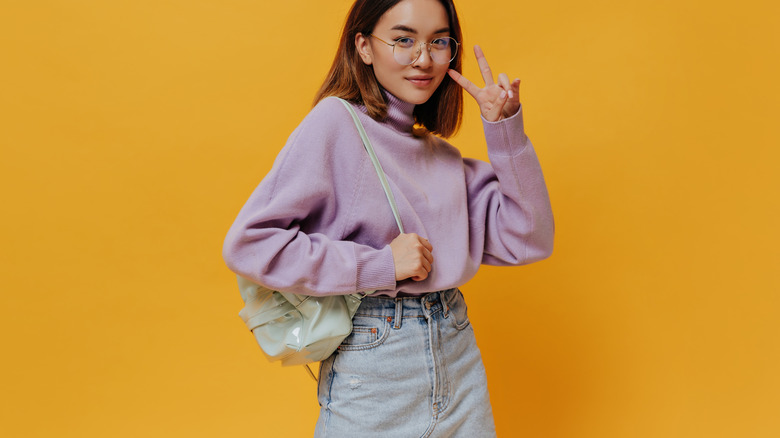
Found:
[355,32,373,65]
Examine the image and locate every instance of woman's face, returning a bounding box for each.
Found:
[356,0,452,105]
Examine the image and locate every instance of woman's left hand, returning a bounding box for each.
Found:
[448,45,520,122]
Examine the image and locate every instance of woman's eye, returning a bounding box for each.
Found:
[431,38,450,49]
[395,37,415,48]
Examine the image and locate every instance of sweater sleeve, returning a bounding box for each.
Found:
[222,99,397,296]
[465,105,555,266]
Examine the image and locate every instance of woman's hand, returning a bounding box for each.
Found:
[390,233,434,282]
[448,45,521,122]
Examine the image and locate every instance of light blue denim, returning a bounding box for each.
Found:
[314,289,496,437]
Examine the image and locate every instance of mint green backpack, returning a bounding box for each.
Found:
[236,98,404,372]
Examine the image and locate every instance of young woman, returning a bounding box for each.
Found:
[223,0,554,435]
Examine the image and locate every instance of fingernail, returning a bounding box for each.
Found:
[508,90,514,99]
[500,90,507,99]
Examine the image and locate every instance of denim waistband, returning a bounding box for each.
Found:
[356,289,459,329]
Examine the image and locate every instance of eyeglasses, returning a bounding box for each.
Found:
[370,35,459,66]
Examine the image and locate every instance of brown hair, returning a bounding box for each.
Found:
[313,0,463,138]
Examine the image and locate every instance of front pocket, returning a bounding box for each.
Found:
[338,315,390,351]
[343,326,377,345]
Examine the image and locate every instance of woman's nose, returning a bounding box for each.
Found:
[412,43,433,67]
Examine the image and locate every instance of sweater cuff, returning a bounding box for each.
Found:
[481,105,528,157]
[355,244,397,292]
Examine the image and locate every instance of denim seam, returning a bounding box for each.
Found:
[421,304,440,438]
[323,358,334,434]
[421,416,438,438]
[434,311,452,416]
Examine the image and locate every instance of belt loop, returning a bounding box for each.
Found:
[421,293,433,319]
[393,298,403,329]
[441,289,451,318]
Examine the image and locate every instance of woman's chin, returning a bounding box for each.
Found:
[393,87,437,105]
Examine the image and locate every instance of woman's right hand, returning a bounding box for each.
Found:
[447,45,521,122]
[390,233,434,281]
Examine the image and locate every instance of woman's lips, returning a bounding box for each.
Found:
[407,77,433,86]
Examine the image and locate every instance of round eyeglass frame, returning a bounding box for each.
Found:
[369,34,459,66]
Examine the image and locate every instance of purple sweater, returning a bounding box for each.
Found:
[223,92,554,297]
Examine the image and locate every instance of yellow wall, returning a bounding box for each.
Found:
[2,0,778,436]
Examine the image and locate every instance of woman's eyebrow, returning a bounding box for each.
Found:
[390,25,451,34]
[390,25,417,33]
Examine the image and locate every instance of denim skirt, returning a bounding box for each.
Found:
[314,289,496,437]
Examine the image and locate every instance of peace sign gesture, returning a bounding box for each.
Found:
[448,45,521,122]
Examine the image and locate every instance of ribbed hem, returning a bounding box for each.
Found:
[482,106,528,157]
[355,245,397,292]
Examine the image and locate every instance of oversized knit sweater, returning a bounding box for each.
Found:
[223,92,554,297]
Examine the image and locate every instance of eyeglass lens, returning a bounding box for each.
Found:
[393,37,458,65]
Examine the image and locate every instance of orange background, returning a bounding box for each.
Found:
[2,0,778,436]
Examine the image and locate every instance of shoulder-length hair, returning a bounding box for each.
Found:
[313,0,464,138]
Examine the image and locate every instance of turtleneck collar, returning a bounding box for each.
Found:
[382,90,416,134]
[356,89,417,134]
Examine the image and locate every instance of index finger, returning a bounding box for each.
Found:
[447,69,481,99]
[420,238,434,265]
[420,236,433,252]
[474,45,494,86]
